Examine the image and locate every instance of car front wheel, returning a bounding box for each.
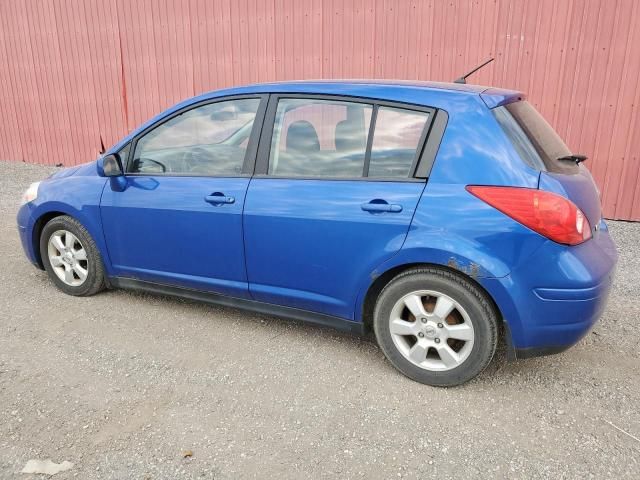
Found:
[40,215,106,296]
[373,267,498,387]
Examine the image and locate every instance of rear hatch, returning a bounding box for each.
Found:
[493,100,602,230]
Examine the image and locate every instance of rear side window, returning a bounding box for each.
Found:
[269,98,373,177]
[268,98,431,179]
[495,101,578,174]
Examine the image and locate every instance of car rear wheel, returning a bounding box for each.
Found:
[373,267,498,387]
[40,215,106,296]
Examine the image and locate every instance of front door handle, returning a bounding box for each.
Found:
[361,200,403,213]
[205,192,235,205]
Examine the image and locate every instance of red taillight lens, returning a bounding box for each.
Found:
[466,186,592,245]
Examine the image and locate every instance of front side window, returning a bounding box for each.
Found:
[117,142,131,164]
[269,98,373,177]
[130,98,261,175]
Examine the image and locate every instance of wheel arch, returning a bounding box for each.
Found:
[29,202,111,276]
[359,262,505,342]
[31,210,69,269]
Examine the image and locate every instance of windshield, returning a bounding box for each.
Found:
[496,101,578,174]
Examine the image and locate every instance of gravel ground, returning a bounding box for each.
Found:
[1,160,639,479]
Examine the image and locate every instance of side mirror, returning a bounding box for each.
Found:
[101,153,123,177]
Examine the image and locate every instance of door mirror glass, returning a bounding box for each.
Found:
[102,153,123,177]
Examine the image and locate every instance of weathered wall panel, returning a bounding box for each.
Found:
[0,0,638,219]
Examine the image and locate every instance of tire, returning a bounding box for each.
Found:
[373,267,498,387]
[39,215,106,296]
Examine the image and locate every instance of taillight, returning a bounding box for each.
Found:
[466,186,592,245]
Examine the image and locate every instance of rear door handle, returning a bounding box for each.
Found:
[360,200,403,213]
[205,192,235,205]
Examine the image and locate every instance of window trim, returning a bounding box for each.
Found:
[116,141,131,164]
[362,104,378,177]
[124,94,269,178]
[414,109,449,179]
[254,93,437,181]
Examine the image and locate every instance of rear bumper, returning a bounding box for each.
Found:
[514,344,574,359]
[510,276,612,359]
[481,220,617,357]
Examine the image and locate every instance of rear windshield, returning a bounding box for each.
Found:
[494,101,578,174]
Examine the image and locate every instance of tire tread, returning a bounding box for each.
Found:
[373,266,498,387]
[40,215,106,297]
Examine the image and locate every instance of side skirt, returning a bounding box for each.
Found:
[109,277,365,335]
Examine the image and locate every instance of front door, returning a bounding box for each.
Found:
[100,96,266,298]
[243,96,433,319]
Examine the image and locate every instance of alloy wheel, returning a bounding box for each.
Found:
[388,290,475,371]
[47,229,89,287]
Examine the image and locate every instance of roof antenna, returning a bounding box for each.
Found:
[453,58,495,84]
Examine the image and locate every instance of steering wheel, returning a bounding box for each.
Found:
[136,157,166,173]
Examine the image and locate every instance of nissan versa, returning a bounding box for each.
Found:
[17,80,617,386]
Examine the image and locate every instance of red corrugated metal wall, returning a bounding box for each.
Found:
[1,0,639,219]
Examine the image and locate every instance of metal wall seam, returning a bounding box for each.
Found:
[0,0,638,220]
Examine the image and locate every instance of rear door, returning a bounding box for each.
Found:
[243,95,434,319]
[100,95,267,298]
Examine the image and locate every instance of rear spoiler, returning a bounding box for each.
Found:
[480,88,526,109]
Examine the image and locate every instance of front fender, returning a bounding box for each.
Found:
[23,175,112,275]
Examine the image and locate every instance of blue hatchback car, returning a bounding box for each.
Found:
[17,80,617,386]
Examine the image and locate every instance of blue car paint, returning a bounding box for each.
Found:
[100,176,252,298]
[479,87,525,109]
[480,219,616,351]
[16,80,618,357]
[243,178,426,319]
[17,173,110,273]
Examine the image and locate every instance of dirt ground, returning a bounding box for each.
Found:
[1,160,639,479]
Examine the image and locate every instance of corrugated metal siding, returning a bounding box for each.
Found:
[0,0,638,219]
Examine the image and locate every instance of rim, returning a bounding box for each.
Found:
[388,290,474,372]
[47,229,88,287]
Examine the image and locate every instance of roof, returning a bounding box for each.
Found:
[251,79,490,94]
[192,79,524,110]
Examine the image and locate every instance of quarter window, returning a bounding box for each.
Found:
[368,107,430,178]
[130,98,261,175]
